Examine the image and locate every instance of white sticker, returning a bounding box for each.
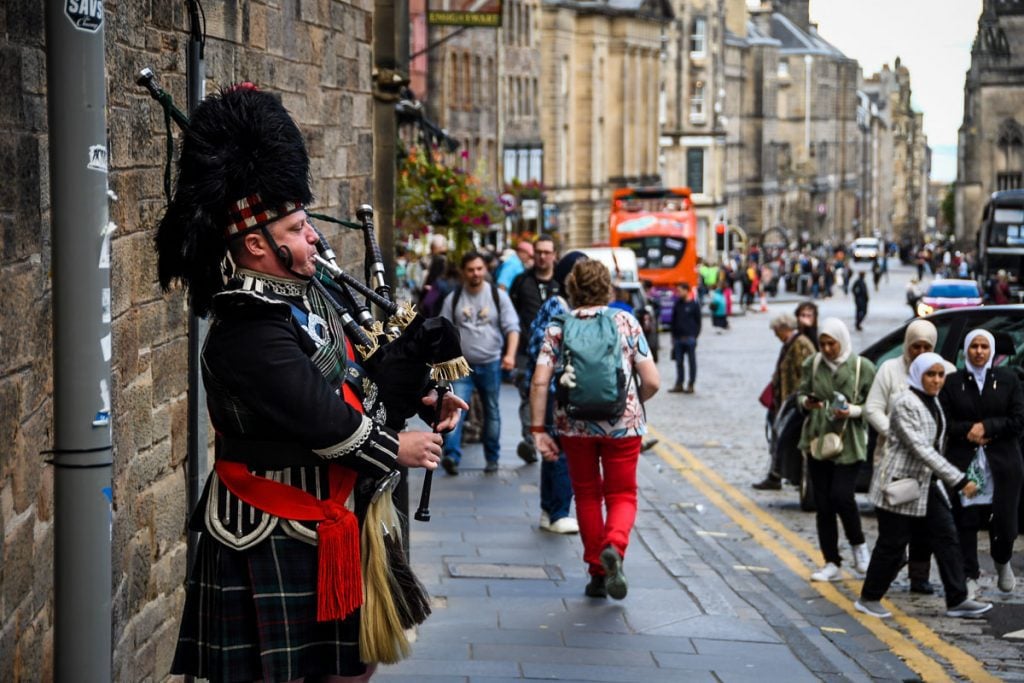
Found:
[100,333,111,361]
[101,288,111,323]
[65,0,104,33]
[87,145,108,172]
[98,222,115,268]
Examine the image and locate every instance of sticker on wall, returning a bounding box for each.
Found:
[100,332,111,362]
[87,145,108,172]
[98,221,115,268]
[65,0,104,33]
[93,379,110,427]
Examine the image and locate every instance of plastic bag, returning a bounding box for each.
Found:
[961,447,994,507]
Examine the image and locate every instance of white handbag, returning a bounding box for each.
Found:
[883,478,920,506]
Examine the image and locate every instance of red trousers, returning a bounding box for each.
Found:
[561,435,641,576]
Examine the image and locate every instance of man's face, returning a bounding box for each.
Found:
[462,257,488,288]
[534,240,556,275]
[264,210,319,278]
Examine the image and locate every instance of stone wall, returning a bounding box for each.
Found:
[0,1,377,680]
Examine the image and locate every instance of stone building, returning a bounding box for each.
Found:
[860,60,930,244]
[1,1,378,679]
[955,0,1024,241]
[721,0,860,249]
[501,0,545,191]
[538,0,673,248]
[659,0,740,257]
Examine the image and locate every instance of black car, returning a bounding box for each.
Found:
[771,305,1024,511]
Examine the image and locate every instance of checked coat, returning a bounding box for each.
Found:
[869,389,967,516]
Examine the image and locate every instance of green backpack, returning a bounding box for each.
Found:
[553,308,628,421]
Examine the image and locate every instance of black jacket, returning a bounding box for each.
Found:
[670,297,702,338]
[939,366,1024,475]
[509,269,558,351]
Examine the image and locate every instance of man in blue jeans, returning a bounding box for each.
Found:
[439,252,520,474]
[669,281,702,393]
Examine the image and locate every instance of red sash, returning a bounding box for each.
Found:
[214,336,368,622]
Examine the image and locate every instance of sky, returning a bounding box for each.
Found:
[759,1,984,182]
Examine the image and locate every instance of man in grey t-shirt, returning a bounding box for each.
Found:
[439,252,520,474]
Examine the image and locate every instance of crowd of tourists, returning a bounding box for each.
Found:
[755,301,1022,620]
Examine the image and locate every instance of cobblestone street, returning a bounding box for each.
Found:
[646,263,1024,680]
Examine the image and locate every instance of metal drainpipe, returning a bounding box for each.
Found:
[45,0,113,679]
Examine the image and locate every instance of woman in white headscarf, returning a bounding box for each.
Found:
[864,319,940,594]
[798,317,876,582]
[855,353,992,619]
[940,328,1024,595]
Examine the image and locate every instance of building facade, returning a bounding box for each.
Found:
[955,0,1024,241]
[538,0,672,248]
[0,1,378,678]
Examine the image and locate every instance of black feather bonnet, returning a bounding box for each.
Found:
[155,84,313,316]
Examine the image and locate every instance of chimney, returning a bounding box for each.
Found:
[725,0,748,38]
[774,0,810,32]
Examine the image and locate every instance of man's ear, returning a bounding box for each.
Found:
[242,231,266,258]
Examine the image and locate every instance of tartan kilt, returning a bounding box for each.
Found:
[171,526,365,682]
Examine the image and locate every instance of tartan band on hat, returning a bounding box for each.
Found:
[226,193,304,238]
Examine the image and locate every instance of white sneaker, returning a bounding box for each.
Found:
[853,544,871,574]
[996,563,1016,593]
[810,562,841,582]
[539,511,551,531]
[967,578,980,601]
[548,517,579,534]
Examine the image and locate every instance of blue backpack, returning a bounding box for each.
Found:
[553,308,628,421]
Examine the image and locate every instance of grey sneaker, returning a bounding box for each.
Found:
[996,562,1016,593]
[854,599,891,619]
[600,546,628,600]
[945,599,993,618]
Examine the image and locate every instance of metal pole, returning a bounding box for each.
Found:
[185,0,209,578]
[374,0,410,536]
[45,1,113,680]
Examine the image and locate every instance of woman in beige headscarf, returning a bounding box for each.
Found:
[864,319,941,594]
[798,317,876,582]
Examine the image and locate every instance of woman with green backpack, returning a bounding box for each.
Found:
[529,259,661,601]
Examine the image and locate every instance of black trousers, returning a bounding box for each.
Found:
[948,459,1022,577]
[807,457,865,565]
[861,484,968,608]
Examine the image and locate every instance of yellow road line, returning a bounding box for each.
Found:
[648,427,999,682]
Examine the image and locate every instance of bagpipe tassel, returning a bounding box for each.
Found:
[430,356,472,383]
[316,505,363,623]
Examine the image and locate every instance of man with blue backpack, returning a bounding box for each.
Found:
[529,259,660,600]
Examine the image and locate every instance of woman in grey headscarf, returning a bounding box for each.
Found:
[856,353,991,619]
[940,328,1024,595]
[798,318,876,582]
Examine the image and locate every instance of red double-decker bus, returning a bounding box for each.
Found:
[608,186,698,323]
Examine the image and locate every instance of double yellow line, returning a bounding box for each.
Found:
[648,426,998,683]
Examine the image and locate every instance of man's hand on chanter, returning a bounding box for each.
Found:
[422,389,469,433]
[398,431,444,470]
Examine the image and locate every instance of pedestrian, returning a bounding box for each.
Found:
[990,269,1012,304]
[799,317,876,582]
[795,301,819,350]
[418,254,454,317]
[940,328,1024,595]
[530,259,660,600]
[510,235,559,465]
[710,280,729,332]
[855,353,993,620]
[871,259,882,292]
[669,281,701,393]
[905,278,923,317]
[863,320,940,594]
[440,252,521,475]
[521,251,591,535]
[495,240,534,290]
[752,313,816,490]
[851,271,869,331]
[158,85,461,682]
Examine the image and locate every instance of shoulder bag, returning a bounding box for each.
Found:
[808,354,861,460]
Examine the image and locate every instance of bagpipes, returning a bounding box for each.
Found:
[139,70,469,663]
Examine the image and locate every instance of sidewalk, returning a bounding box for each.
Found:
[379,386,915,682]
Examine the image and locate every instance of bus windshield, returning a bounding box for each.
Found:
[619,236,687,269]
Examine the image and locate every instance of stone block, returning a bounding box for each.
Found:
[112,309,142,381]
[148,472,187,554]
[353,132,373,175]
[148,541,187,596]
[126,533,155,616]
[0,47,23,129]
[128,441,171,512]
[151,337,188,404]
[169,397,188,467]
[0,262,43,369]
[35,463,52,522]
[3,513,33,620]
[0,611,14,683]
[116,370,155,452]
[249,2,268,49]
[205,1,243,42]
[12,409,48,514]
[0,377,22,477]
